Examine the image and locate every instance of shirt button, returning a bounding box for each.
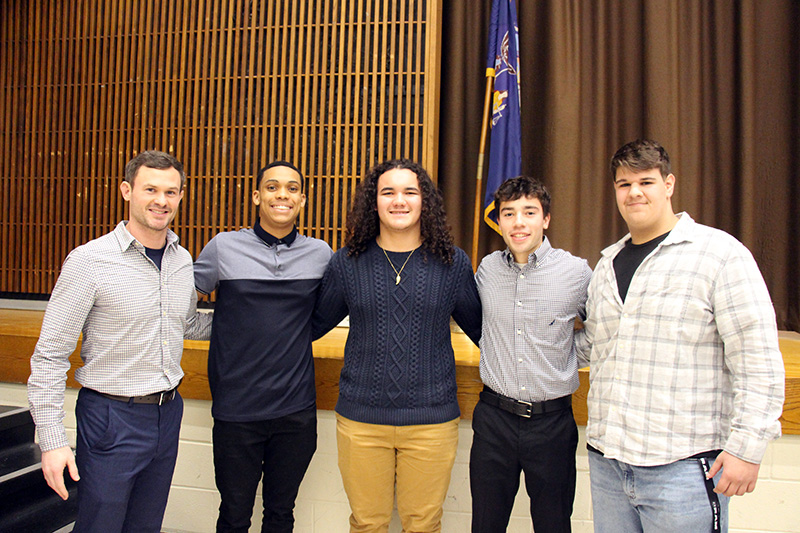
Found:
[276,251,280,256]
[516,329,522,335]
[518,358,523,363]
[517,301,522,307]
[519,274,525,279]
[520,386,526,391]
[163,341,167,346]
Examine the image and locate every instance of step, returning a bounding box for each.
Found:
[0,480,77,532]
[0,406,36,450]
[0,406,78,531]
[0,442,46,498]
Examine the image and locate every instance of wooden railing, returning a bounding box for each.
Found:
[1,310,798,434]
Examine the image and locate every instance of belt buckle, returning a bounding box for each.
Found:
[518,399,532,418]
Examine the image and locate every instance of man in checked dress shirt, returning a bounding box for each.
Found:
[27,150,212,532]
[577,139,784,532]
[471,176,592,533]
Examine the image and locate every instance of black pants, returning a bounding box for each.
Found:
[469,398,578,533]
[213,408,317,533]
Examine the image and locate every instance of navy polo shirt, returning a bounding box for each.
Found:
[194,225,333,421]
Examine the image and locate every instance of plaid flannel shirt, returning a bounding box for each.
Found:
[577,213,784,465]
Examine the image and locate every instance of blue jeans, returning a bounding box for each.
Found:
[589,449,729,533]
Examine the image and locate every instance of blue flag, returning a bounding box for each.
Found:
[484,0,521,233]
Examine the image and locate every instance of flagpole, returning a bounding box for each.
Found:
[471,73,494,271]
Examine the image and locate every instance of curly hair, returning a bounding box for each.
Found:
[345,159,455,265]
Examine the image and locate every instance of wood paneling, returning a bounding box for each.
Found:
[0,0,441,296]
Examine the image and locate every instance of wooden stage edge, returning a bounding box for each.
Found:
[1,309,799,435]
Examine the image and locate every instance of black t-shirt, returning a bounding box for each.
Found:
[613,232,670,302]
[144,244,166,270]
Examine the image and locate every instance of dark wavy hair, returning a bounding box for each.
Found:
[494,175,551,217]
[610,139,672,180]
[345,159,455,265]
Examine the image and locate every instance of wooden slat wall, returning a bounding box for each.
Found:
[0,0,441,296]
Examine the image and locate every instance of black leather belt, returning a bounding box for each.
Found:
[90,386,179,406]
[480,387,571,418]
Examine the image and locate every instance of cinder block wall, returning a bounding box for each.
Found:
[1,383,797,533]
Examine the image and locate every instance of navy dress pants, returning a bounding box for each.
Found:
[213,407,317,533]
[74,387,183,533]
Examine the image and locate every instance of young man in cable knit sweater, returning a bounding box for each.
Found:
[314,159,481,532]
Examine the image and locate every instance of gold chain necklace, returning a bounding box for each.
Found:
[381,246,416,285]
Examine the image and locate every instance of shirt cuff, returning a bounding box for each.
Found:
[36,424,70,452]
[724,429,771,464]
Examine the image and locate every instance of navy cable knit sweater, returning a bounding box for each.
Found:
[313,240,482,426]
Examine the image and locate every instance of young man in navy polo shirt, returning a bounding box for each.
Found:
[194,161,332,533]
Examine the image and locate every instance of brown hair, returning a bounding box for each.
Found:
[124,150,186,188]
[610,139,672,180]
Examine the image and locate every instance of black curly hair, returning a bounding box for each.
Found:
[345,159,455,265]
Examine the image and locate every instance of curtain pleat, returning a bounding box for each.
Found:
[438,0,799,331]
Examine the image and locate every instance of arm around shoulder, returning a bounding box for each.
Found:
[193,235,220,295]
[452,250,482,346]
[312,252,349,340]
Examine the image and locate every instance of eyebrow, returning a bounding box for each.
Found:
[379,186,419,192]
[264,179,301,185]
[616,174,658,183]
[500,205,539,211]
[140,182,181,191]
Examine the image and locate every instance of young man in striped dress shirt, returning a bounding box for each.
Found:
[471,176,592,533]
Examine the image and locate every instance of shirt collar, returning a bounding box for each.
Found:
[502,235,553,268]
[114,221,178,252]
[253,221,298,247]
[601,212,695,258]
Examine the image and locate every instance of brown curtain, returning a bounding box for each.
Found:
[438,0,800,332]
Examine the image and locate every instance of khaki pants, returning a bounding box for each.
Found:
[336,414,459,533]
